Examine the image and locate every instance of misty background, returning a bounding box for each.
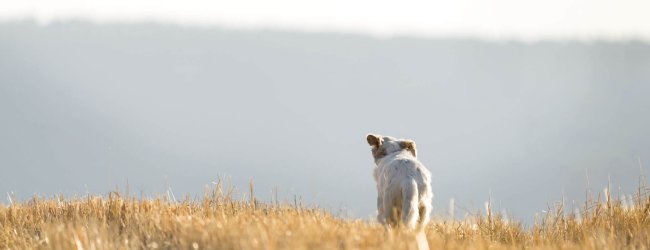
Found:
[1,21,649,223]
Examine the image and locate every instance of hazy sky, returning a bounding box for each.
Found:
[2,0,650,41]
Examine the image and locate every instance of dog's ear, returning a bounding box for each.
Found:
[400,140,417,157]
[366,134,383,148]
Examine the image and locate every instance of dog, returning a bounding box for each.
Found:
[366,134,432,229]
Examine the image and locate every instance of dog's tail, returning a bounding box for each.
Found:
[401,179,419,229]
[403,179,430,250]
[415,230,430,250]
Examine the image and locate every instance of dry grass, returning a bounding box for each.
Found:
[1,179,649,250]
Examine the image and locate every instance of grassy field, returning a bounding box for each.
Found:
[1,180,649,249]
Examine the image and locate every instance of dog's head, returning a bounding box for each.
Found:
[366,133,417,163]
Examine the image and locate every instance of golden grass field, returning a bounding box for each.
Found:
[1,179,649,250]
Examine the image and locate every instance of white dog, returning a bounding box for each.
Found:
[367,134,432,229]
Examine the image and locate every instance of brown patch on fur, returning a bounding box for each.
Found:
[400,140,417,157]
[366,134,382,147]
[372,146,387,162]
[368,134,387,162]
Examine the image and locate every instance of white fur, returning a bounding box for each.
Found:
[368,134,432,229]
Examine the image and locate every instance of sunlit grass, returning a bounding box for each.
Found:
[1,179,649,249]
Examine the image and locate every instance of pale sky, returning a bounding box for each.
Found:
[1,0,650,40]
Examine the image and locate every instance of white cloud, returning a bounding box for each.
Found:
[1,0,650,41]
